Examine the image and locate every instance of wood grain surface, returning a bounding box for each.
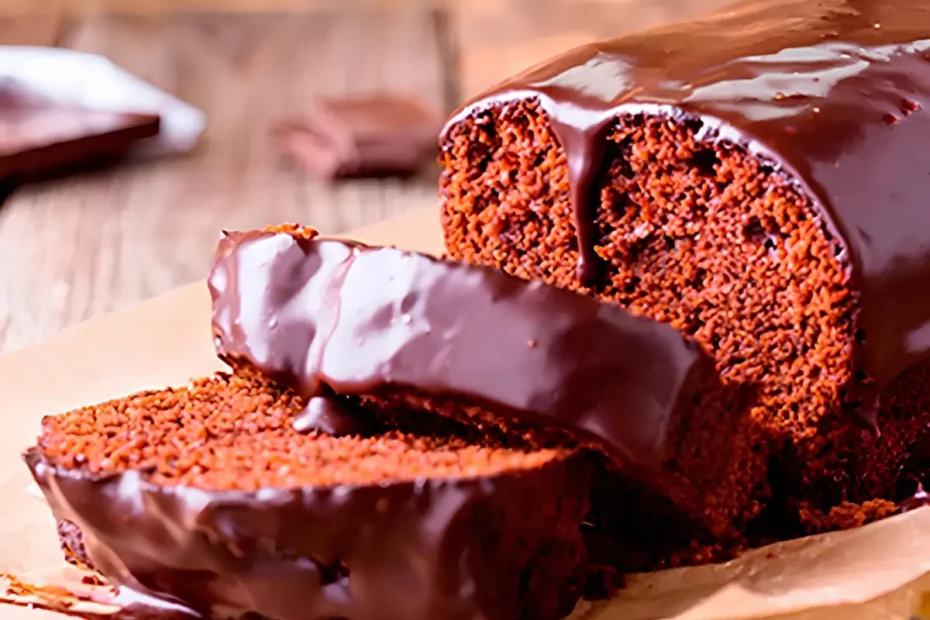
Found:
[0,0,729,355]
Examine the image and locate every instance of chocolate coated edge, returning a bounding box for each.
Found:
[439,0,930,396]
[209,228,717,469]
[24,443,592,620]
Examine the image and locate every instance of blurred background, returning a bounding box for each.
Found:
[0,0,730,355]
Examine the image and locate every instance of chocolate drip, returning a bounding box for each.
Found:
[208,228,714,468]
[549,113,615,287]
[441,0,930,389]
[293,395,380,437]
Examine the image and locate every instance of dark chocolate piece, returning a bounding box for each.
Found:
[273,95,440,180]
[441,0,930,387]
[25,444,592,620]
[0,80,160,185]
[209,228,711,468]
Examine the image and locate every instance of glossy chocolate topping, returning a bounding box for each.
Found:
[25,446,591,620]
[441,0,930,387]
[208,229,710,468]
[292,395,379,437]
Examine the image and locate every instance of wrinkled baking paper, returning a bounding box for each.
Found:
[0,46,206,155]
[1,207,928,620]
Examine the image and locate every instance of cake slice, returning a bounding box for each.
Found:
[438,0,930,532]
[209,226,761,568]
[27,370,595,620]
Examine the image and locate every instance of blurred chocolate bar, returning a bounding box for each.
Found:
[0,80,160,184]
[273,94,440,180]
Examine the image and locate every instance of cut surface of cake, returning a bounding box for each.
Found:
[439,0,930,533]
[28,370,594,620]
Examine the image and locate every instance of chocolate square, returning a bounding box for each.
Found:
[273,94,441,180]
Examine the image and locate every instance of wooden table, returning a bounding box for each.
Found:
[0,0,730,355]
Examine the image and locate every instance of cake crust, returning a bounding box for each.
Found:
[441,0,930,393]
[28,448,592,620]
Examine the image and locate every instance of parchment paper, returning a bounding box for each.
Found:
[1,206,928,620]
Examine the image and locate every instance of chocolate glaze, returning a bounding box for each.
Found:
[24,445,592,620]
[292,395,381,437]
[441,0,930,390]
[208,228,714,468]
[550,114,614,287]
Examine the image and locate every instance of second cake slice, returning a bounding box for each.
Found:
[210,225,765,567]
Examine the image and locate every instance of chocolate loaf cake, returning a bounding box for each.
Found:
[27,370,595,620]
[209,226,760,567]
[439,0,930,531]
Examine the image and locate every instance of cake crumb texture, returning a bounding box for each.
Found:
[38,369,564,491]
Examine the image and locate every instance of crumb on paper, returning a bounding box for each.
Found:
[82,574,106,586]
[2,573,77,607]
[1,572,120,617]
[799,498,899,532]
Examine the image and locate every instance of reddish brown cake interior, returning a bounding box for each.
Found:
[39,370,565,491]
[440,101,922,532]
